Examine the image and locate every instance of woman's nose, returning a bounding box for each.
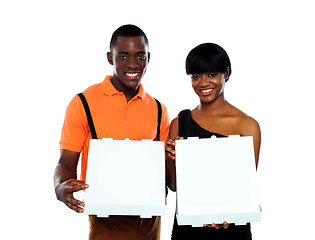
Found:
[199,75,210,87]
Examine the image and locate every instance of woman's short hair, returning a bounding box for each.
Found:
[186,43,232,81]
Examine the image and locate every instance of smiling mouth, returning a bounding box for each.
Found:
[125,72,140,80]
[200,89,214,95]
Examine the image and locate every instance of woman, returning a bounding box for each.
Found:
[166,43,261,240]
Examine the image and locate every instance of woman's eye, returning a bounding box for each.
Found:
[191,75,200,80]
[208,73,217,78]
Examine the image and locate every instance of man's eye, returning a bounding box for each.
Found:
[119,55,127,59]
[138,55,146,60]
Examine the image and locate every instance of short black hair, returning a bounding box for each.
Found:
[186,43,232,81]
[110,24,149,51]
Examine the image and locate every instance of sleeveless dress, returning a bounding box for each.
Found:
[171,110,252,240]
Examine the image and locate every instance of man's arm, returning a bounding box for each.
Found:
[54,149,89,213]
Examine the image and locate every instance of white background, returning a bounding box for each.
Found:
[1,0,315,239]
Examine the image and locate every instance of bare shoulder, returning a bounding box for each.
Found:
[240,115,261,136]
[225,104,261,167]
[170,116,179,127]
[169,117,179,139]
[229,105,260,136]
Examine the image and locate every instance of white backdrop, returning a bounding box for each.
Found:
[1,0,315,239]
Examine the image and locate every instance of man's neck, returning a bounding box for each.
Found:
[110,77,139,102]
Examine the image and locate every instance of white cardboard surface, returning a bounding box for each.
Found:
[83,138,166,218]
[175,135,262,226]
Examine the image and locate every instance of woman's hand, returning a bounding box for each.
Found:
[166,136,184,161]
[203,221,229,229]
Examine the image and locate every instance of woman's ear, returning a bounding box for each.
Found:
[107,52,113,65]
[225,67,231,80]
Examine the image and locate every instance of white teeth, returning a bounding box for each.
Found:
[126,73,138,77]
[201,89,213,93]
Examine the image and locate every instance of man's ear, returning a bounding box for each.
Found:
[107,52,113,65]
[147,52,150,63]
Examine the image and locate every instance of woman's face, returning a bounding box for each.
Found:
[190,72,227,104]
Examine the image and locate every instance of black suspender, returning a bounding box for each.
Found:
[77,93,98,140]
[154,98,162,141]
[77,93,162,140]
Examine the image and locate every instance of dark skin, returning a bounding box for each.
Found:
[54,35,150,212]
[54,150,87,213]
[166,70,261,229]
[107,36,150,102]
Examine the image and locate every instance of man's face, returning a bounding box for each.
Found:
[107,36,150,91]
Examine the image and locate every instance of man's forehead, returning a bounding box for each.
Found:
[113,36,148,52]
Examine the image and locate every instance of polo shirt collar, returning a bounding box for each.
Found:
[101,75,145,99]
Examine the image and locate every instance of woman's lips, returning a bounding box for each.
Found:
[200,88,214,95]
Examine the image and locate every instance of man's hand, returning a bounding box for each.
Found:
[55,179,89,213]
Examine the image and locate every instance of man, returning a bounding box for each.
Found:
[54,24,169,240]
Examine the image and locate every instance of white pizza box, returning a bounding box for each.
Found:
[83,138,166,218]
[175,135,262,226]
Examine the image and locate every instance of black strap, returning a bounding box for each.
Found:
[77,93,98,139]
[154,98,162,141]
[77,93,161,141]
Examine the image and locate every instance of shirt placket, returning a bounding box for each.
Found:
[125,98,136,138]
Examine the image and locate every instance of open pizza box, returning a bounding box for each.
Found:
[83,138,166,218]
[175,135,262,227]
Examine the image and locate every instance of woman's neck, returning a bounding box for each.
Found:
[198,93,229,116]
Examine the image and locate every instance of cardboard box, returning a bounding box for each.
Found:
[83,138,166,218]
[175,135,262,226]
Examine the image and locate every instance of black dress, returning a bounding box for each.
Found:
[171,110,252,240]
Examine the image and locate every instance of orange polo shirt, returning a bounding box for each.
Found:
[60,75,169,182]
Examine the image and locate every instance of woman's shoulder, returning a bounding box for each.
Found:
[169,116,179,138]
[178,109,191,117]
[229,105,260,135]
[169,109,192,138]
[170,109,190,129]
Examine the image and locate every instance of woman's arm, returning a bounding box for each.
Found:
[166,117,180,191]
[240,117,261,169]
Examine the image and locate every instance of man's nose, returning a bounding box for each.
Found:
[127,57,138,69]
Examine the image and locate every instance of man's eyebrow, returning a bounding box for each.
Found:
[118,51,146,54]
